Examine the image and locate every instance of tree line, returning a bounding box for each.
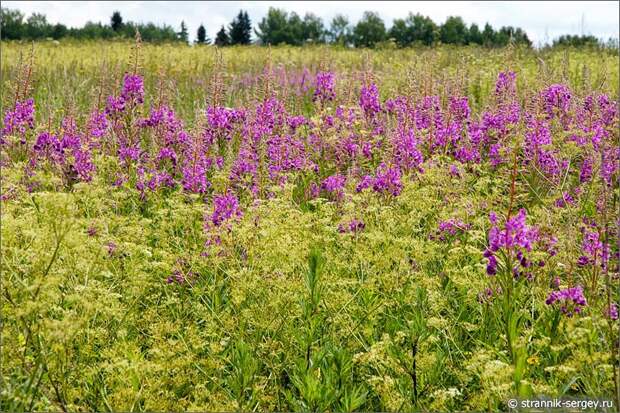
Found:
[1,7,616,49]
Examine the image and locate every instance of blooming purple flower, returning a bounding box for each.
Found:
[495,71,517,98]
[106,241,117,256]
[321,174,347,200]
[436,218,470,241]
[2,98,35,137]
[554,192,575,208]
[313,71,336,102]
[541,84,572,121]
[449,164,461,178]
[208,192,243,227]
[338,218,365,234]
[104,74,144,116]
[579,157,593,183]
[392,129,424,172]
[167,270,194,285]
[372,163,403,197]
[87,110,108,140]
[607,303,619,321]
[477,286,502,304]
[545,285,587,317]
[359,83,381,116]
[484,209,539,276]
[121,73,145,104]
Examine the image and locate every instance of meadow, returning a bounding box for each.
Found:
[1,40,619,412]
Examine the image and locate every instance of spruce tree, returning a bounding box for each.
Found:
[196,24,206,44]
[111,11,123,32]
[214,25,230,46]
[229,10,251,45]
[178,21,188,43]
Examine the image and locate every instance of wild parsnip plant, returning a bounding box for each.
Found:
[1,39,619,412]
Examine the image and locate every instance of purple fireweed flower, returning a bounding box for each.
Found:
[338,218,365,234]
[577,227,606,269]
[359,83,381,116]
[157,147,178,166]
[72,148,95,182]
[579,157,593,183]
[448,96,471,123]
[2,98,35,137]
[208,192,243,227]
[554,192,575,208]
[491,209,539,252]
[287,115,307,130]
[541,84,572,121]
[495,71,517,98]
[106,241,117,256]
[355,175,373,193]
[167,269,195,285]
[601,146,620,186]
[321,174,346,200]
[484,209,539,276]
[313,71,336,102]
[87,110,108,143]
[121,73,145,104]
[477,286,502,304]
[435,218,471,241]
[104,74,144,116]
[392,128,424,172]
[372,163,403,197]
[414,95,442,130]
[449,164,461,178]
[489,143,504,168]
[266,134,307,182]
[545,285,587,317]
[229,147,259,193]
[181,154,212,194]
[308,182,320,199]
[607,303,619,320]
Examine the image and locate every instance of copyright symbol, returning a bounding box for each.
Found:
[508,399,518,409]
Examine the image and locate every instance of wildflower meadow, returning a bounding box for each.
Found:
[1,39,619,411]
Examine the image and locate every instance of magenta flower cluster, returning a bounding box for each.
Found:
[545,286,587,317]
[338,218,365,234]
[484,209,539,277]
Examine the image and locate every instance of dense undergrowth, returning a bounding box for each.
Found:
[1,41,619,411]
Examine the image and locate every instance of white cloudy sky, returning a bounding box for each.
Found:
[4,1,619,46]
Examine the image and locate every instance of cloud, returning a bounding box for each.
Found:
[3,1,619,45]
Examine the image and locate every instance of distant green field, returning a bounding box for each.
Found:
[2,41,619,412]
[2,40,618,119]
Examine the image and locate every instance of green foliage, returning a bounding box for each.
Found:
[228,10,252,45]
[329,15,351,46]
[110,11,123,32]
[0,7,179,42]
[2,6,617,50]
[389,13,438,47]
[440,16,469,45]
[255,8,291,46]
[196,24,207,45]
[255,8,326,46]
[352,11,386,48]
[177,21,188,43]
[214,25,230,47]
